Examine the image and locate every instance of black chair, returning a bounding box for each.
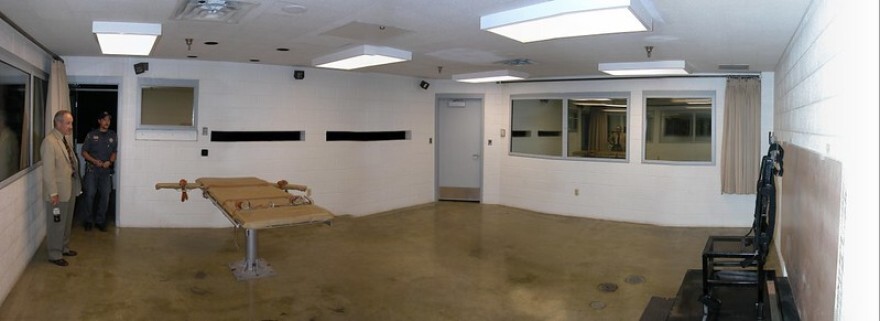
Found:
[700,136,784,319]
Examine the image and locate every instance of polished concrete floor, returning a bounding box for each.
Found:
[0,202,771,320]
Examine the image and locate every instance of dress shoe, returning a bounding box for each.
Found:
[84,223,93,231]
[96,224,107,232]
[62,250,77,257]
[48,259,68,267]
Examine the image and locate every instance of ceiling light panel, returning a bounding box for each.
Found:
[92,21,162,56]
[598,60,691,76]
[452,70,529,83]
[481,0,652,43]
[313,45,412,70]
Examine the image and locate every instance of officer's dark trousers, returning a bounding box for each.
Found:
[82,169,112,225]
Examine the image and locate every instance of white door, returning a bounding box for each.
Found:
[436,97,483,201]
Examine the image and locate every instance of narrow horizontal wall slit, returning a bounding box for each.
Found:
[326,130,410,141]
[210,131,304,142]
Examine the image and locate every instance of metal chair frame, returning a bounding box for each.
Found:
[701,136,784,319]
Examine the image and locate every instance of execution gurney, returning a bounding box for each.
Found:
[156,177,334,280]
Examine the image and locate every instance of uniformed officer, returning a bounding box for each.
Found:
[81,111,117,232]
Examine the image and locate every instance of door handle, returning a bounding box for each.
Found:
[472,154,480,160]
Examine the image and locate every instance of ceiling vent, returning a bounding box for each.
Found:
[718,64,750,71]
[495,58,534,66]
[174,0,258,23]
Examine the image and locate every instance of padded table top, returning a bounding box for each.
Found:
[194,177,334,229]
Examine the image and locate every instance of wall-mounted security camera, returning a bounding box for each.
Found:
[134,62,149,75]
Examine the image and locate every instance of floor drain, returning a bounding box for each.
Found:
[589,301,607,310]
[625,275,646,285]
[597,282,618,292]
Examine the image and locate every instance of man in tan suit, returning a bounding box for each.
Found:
[41,110,82,266]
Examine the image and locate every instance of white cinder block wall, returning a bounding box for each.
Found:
[773,1,879,320]
[57,58,774,231]
[436,76,775,227]
[0,20,52,308]
[0,174,45,306]
[64,57,436,227]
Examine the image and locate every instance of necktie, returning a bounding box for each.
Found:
[62,136,77,176]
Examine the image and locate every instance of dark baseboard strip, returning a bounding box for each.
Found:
[775,277,801,321]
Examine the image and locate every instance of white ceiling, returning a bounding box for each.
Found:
[0,0,810,80]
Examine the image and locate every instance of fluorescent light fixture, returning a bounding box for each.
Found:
[92,21,162,56]
[598,60,691,76]
[452,70,529,83]
[313,45,411,70]
[480,0,652,43]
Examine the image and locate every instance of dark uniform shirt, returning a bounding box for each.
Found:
[82,129,117,174]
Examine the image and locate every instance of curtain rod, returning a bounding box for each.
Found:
[500,73,760,84]
[0,10,63,62]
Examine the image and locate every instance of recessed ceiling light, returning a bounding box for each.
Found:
[276,48,290,51]
[281,4,307,14]
[204,41,219,45]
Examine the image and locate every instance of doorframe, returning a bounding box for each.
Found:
[434,93,485,202]
[68,76,122,227]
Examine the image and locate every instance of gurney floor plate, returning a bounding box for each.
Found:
[229,258,276,281]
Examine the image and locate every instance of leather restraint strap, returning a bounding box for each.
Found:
[180,179,189,202]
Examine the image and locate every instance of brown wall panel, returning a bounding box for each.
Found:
[779,144,842,321]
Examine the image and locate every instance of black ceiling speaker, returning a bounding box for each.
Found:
[134,62,149,75]
[294,70,305,80]
[419,80,430,90]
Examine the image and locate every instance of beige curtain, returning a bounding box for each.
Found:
[721,77,761,194]
[18,100,29,169]
[46,60,70,134]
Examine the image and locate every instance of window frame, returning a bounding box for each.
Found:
[509,92,631,162]
[0,48,49,189]
[135,78,199,141]
[641,91,717,165]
